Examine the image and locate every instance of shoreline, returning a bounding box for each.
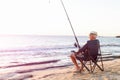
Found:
[0,54,119,68]
[0,59,120,80]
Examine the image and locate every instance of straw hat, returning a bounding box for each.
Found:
[90,31,97,36]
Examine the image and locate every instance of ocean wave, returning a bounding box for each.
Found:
[1,60,60,68]
[0,43,120,53]
[101,44,120,47]
[0,46,75,53]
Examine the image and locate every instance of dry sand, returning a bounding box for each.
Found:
[0,59,120,80]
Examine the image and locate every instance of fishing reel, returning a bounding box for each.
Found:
[74,43,78,48]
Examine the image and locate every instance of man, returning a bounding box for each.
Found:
[70,31,100,72]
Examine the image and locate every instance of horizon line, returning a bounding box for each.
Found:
[0,34,118,37]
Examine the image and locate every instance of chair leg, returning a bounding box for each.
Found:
[79,56,104,73]
[79,59,91,73]
[89,60,93,73]
[92,61,104,72]
[100,56,104,71]
[90,56,104,72]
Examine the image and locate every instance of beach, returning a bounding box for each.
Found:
[0,35,120,80]
[0,59,120,80]
[31,59,120,80]
[1,0,120,79]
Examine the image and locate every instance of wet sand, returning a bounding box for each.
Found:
[0,59,120,80]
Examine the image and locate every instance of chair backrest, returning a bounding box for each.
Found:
[87,40,100,60]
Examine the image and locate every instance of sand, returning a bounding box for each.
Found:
[0,59,120,80]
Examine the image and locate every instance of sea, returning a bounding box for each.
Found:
[0,35,120,69]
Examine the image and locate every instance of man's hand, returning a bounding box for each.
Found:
[71,50,76,53]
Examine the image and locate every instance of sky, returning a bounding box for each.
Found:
[0,0,120,36]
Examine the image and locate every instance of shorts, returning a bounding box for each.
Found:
[75,52,88,61]
[75,53,98,62]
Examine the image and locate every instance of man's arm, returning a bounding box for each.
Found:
[76,42,88,54]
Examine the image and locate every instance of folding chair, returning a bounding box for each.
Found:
[78,45,104,73]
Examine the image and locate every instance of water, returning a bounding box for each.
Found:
[0,35,120,68]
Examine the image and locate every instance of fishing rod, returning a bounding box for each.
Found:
[60,0,80,49]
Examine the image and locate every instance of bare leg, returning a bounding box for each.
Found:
[70,53,80,70]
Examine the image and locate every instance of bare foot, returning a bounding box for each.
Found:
[76,66,81,71]
[79,68,84,72]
